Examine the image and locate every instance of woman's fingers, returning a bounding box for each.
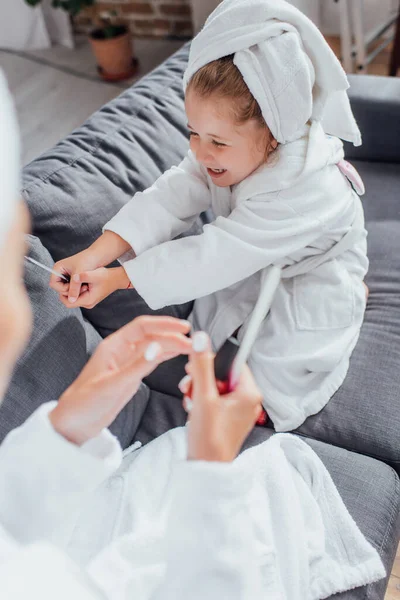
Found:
[119,337,191,367]
[190,332,218,401]
[178,374,192,395]
[112,315,192,347]
[183,396,194,414]
[105,330,192,365]
[114,340,167,385]
[225,365,263,415]
[229,364,256,393]
[184,362,192,375]
[83,328,192,383]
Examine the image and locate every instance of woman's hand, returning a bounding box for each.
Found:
[181,332,263,463]
[49,316,192,445]
[58,267,130,310]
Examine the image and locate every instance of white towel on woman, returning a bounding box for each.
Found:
[183,0,361,146]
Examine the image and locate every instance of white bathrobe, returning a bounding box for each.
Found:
[0,402,121,598]
[104,122,368,431]
[62,425,385,600]
[0,403,268,599]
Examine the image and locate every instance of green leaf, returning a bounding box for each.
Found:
[26,0,95,16]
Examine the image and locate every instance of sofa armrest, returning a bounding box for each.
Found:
[344,75,400,163]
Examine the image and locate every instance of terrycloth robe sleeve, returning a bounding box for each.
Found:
[150,460,264,600]
[0,540,105,600]
[103,150,211,256]
[121,193,328,309]
[0,402,122,547]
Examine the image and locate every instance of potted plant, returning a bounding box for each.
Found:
[25,0,138,81]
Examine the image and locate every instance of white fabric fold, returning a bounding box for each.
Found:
[0,542,104,600]
[183,0,361,146]
[0,402,122,547]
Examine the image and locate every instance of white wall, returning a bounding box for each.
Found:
[190,0,323,33]
[190,0,220,34]
[287,0,321,27]
[286,0,396,35]
[320,0,395,35]
[0,0,73,50]
[189,0,397,38]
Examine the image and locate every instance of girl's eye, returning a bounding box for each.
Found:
[188,132,226,147]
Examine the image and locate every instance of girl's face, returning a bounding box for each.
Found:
[185,89,272,187]
[0,203,32,401]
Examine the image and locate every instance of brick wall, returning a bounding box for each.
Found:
[74,0,193,39]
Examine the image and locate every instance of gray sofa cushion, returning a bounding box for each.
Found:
[344,75,400,164]
[0,235,102,442]
[353,161,400,222]
[22,46,195,340]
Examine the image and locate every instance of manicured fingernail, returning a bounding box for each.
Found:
[178,374,191,393]
[180,320,191,329]
[184,396,193,413]
[144,342,161,362]
[192,331,208,353]
[73,274,80,282]
[69,297,76,303]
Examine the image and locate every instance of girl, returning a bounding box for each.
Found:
[51,0,369,432]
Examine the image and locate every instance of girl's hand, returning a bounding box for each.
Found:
[49,316,192,445]
[58,267,130,309]
[50,249,101,302]
[182,332,263,463]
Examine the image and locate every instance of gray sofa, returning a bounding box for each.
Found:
[4,43,400,598]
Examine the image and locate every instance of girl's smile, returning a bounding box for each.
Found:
[185,89,273,187]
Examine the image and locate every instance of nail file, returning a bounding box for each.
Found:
[24,256,70,282]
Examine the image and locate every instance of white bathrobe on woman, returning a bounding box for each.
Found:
[105,123,368,431]
[0,403,269,599]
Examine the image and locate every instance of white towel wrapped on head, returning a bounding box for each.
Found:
[183,0,361,146]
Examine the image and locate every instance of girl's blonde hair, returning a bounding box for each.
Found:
[187,55,277,160]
